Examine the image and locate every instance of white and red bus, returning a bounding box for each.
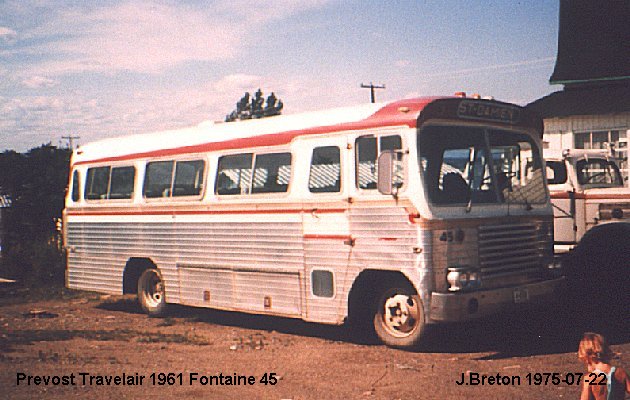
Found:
[63,96,563,349]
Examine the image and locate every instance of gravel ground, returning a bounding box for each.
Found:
[1,285,628,399]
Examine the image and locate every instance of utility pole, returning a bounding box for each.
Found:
[360,82,385,103]
[62,134,80,149]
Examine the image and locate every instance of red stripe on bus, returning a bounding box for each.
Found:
[549,192,586,199]
[303,234,352,241]
[549,192,630,200]
[584,193,630,200]
[66,208,348,217]
[73,98,437,166]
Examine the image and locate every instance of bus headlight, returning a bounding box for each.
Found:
[447,266,481,292]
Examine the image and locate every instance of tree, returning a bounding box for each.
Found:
[225,89,283,122]
[0,144,71,286]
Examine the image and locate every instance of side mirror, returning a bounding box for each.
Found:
[377,150,399,195]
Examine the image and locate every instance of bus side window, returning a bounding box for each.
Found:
[71,170,81,202]
[144,161,174,198]
[109,166,136,199]
[382,135,403,188]
[85,166,110,200]
[356,137,377,189]
[309,146,341,193]
[216,154,253,195]
[251,153,291,194]
[173,160,205,197]
[356,135,402,190]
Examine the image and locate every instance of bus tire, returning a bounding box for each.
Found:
[373,283,426,349]
[137,268,167,317]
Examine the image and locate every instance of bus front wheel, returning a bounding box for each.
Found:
[137,268,167,316]
[373,284,426,349]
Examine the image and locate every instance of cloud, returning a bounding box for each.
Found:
[17,1,333,75]
[22,75,58,88]
[0,26,17,43]
[213,74,266,93]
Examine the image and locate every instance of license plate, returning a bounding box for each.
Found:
[513,288,530,304]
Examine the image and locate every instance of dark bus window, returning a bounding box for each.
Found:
[109,166,136,199]
[85,167,110,200]
[71,170,81,202]
[216,154,253,195]
[144,161,174,198]
[251,153,291,194]
[173,160,205,197]
[309,146,341,193]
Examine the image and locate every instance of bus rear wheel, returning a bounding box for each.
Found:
[373,285,426,349]
[137,268,167,316]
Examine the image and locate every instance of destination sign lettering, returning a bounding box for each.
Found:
[457,100,521,124]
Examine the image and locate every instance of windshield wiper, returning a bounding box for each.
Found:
[465,194,473,213]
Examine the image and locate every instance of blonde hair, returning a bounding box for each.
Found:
[578,332,614,364]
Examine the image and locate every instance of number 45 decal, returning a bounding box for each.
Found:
[439,231,454,242]
[439,229,465,243]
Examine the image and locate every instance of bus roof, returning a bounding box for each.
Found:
[72,96,539,165]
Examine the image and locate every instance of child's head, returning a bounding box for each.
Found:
[578,332,614,365]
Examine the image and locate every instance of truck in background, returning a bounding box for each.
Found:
[544,148,629,254]
[541,148,629,315]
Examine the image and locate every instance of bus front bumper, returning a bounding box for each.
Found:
[429,277,565,322]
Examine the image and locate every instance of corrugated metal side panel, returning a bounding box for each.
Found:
[304,238,351,323]
[342,204,425,313]
[67,221,153,295]
[66,217,304,316]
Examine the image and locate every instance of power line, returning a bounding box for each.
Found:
[360,82,385,103]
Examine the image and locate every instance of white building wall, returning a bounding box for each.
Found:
[542,112,630,187]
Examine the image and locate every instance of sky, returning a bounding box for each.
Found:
[0,0,560,152]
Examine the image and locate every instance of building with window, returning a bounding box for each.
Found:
[527,0,630,186]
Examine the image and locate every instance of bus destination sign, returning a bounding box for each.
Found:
[457,100,521,125]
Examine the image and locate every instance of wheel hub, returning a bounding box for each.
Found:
[383,294,418,335]
[143,272,164,307]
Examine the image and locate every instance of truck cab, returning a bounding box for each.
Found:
[543,148,630,254]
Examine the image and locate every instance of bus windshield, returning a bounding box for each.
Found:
[576,158,623,188]
[418,125,546,206]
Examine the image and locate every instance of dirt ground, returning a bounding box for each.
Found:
[1,284,628,400]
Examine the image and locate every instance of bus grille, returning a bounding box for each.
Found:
[478,223,543,279]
